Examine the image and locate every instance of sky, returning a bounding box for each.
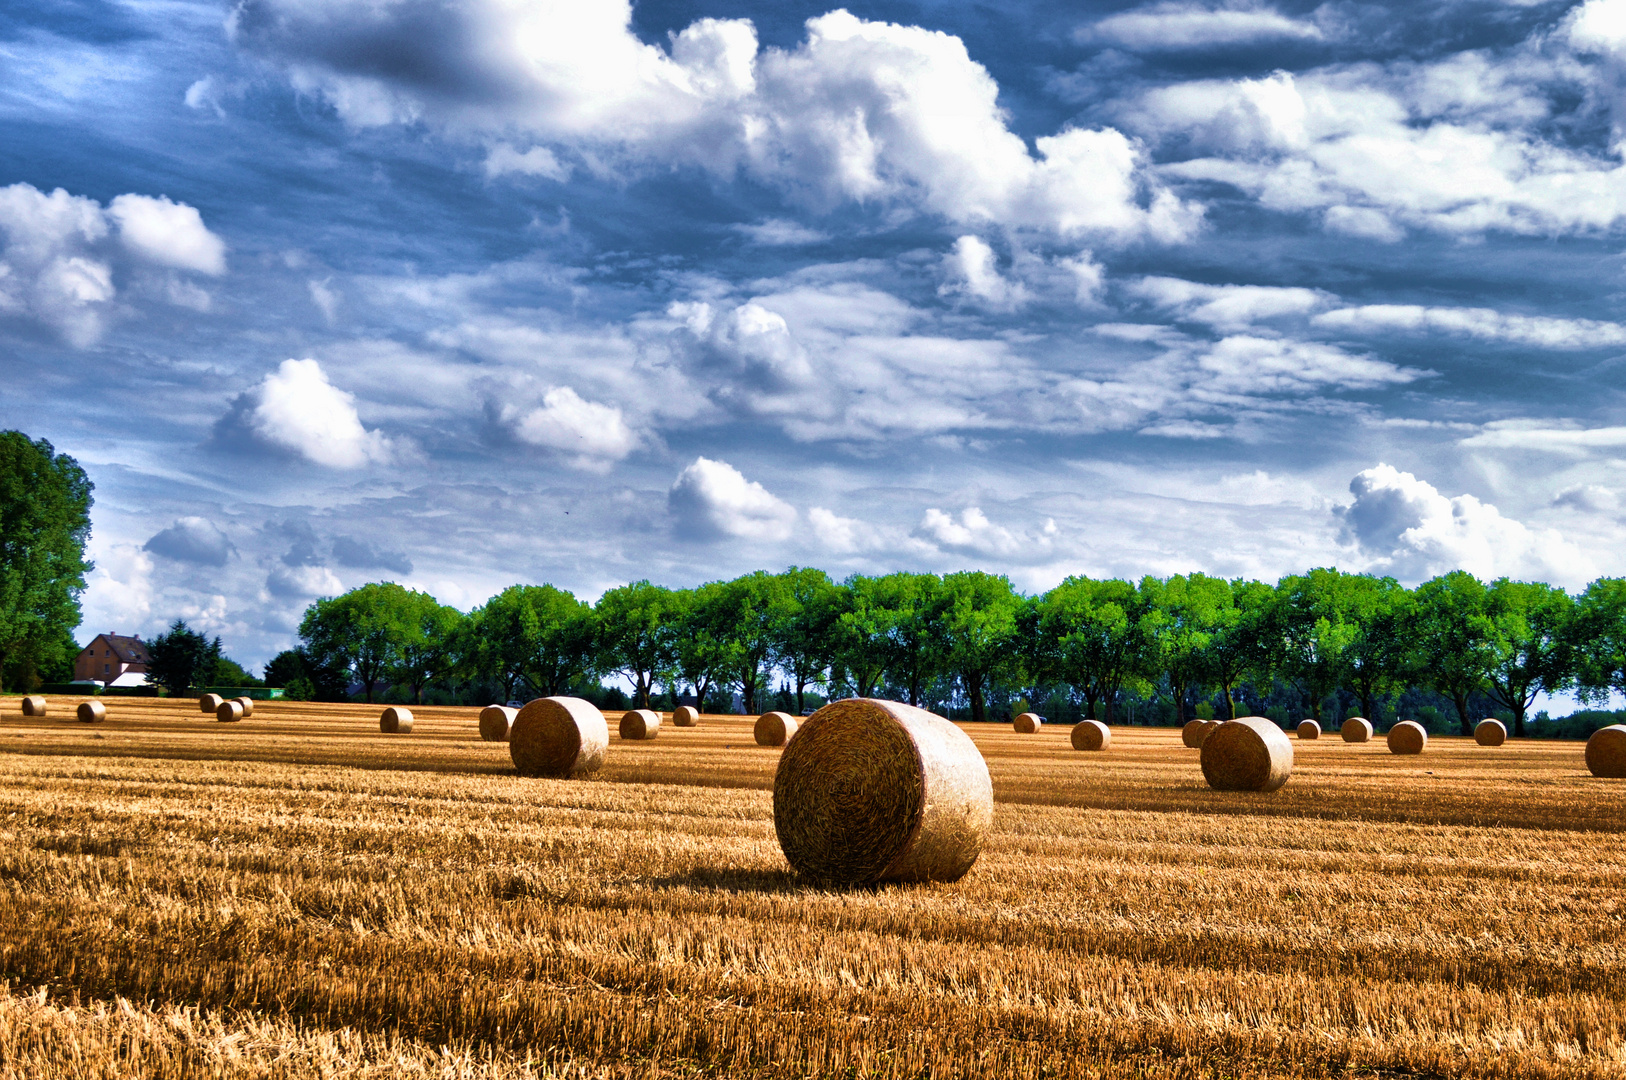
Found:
[4,0,1626,672]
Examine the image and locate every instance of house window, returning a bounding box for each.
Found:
[103,663,110,674]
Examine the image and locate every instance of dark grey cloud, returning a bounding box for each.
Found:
[144,518,233,567]
[332,535,414,575]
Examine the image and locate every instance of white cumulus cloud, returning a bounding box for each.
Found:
[501,386,637,471]
[107,193,228,275]
[235,358,396,469]
[668,456,796,541]
[266,563,344,599]
[1084,2,1323,51]
[940,236,1028,309]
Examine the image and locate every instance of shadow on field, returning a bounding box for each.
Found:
[646,866,839,894]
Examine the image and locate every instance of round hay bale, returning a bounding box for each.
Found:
[673,705,700,727]
[479,705,517,742]
[1585,724,1626,778]
[1200,717,1292,792]
[1387,719,1427,755]
[236,697,254,718]
[510,696,608,778]
[1181,719,1218,748]
[1070,719,1110,751]
[619,708,661,740]
[76,700,106,723]
[216,700,244,723]
[199,693,223,714]
[773,698,993,885]
[1475,718,1507,746]
[1297,719,1321,740]
[755,711,798,747]
[20,695,46,717]
[380,706,413,734]
[1341,717,1374,743]
[1013,712,1043,733]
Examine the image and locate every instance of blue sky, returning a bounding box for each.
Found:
[4,0,1626,670]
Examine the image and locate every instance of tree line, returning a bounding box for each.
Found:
[265,568,1626,737]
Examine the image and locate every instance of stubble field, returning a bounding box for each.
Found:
[0,695,1623,1079]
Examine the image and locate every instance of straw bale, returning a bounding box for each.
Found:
[1341,717,1374,743]
[216,700,244,723]
[479,705,517,742]
[1585,724,1626,778]
[1387,719,1427,755]
[199,693,223,714]
[1475,718,1507,746]
[619,708,661,740]
[236,697,254,718]
[510,696,608,778]
[379,706,414,734]
[673,705,700,727]
[772,698,993,885]
[1013,712,1044,734]
[1070,719,1110,751]
[1297,719,1320,740]
[20,695,46,717]
[1200,717,1292,792]
[76,700,106,723]
[755,711,799,747]
[1181,719,1219,748]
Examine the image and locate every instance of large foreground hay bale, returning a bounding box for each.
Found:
[1013,712,1043,733]
[1475,718,1507,746]
[510,696,608,778]
[1388,719,1427,755]
[20,695,46,717]
[1070,719,1110,751]
[755,711,798,747]
[673,705,700,727]
[380,706,413,734]
[216,700,244,723]
[1181,719,1219,748]
[1585,725,1626,778]
[236,697,254,718]
[199,693,223,714]
[1297,719,1320,740]
[1200,717,1292,792]
[479,705,517,742]
[619,708,661,740]
[1341,717,1373,743]
[77,700,106,723]
[773,698,993,885]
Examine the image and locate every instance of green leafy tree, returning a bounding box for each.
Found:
[1271,568,1360,725]
[877,572,940,707]
[833,574,892,698]
[1141,573,1231,726]
[671,583,731,710]
[476,584,597,700]
[1036,576,1148,724]
[774,567,844,713]
[1341,575,1416,725]
[714,571,793,715]
[1413,571,1496,735]
[596,581,677,708]
[1206,578,1276,719]
[389,594,465,704]
[926,571,1021,724]
[1570,577,1626,706]
[143,620,222,697]
[0,432,93,692]
[264,647,348,701]
[300,582,443,702]
[1480,579,1574,736]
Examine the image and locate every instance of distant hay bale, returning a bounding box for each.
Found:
[755,711,799,747]
[1070,719,1110,751]
[1475,718,1507,746]
[479,705,517,742]
[1387,719,1427,755]
[772,698,994,885]
[673,705,700,727]
[1181,719,1219,748]
[76,700,106,723]
[236,697,254,718]
[1013,712,1044,733]
[1585,725,1626,778]
[20,695,46,717]
[619,708,661,740]
[199,693,223,714]
[510,696,608,778]
[380,706,414,734]
[1200,717,1292,792]
[216,700,244,723]
[1341,717,1374,743]
[1297,719,1320,740]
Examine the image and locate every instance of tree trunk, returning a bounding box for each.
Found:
[1221,682,1235,720]
[908,673,920,708]
[967,670,985,724]
[1171,678,1188,726]
[1512,701,1526,737]
[1452,692,1472,736]
[1102,683,1118,725]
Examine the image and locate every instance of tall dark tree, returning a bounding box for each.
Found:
[0,432,93,692]
[143,620,222,697]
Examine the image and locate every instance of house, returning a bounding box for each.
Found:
[73,633,151,687]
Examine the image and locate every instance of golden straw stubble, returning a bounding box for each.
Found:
[510,696,608,778]
[1341,717,1374,743]
[754,712,798,747]
[619,709,661,740]
[478,705,516,742]
[1297,719,1320,739]
[773,699,993,886]
[1475,718,1507,746]
[1070,719,1109,751]
[1585,724,1626,778]
[1199,717,1292,792]
[1388,720,1427,755]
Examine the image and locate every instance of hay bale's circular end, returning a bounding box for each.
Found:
[619,708,661,740]
[510,697,609,778]
[479,705,517,742]
[754,711,799,747]
[199,693,223,714]
[1341,717,1374,743]
[216,700,244,723]
[1182,719,1220,748]
[236,697,254,718]
[1013,712,1043,733]
[1585,724,1626,778]
[773,698,993,885]
[673,705,700,727]
[77,700,106,723]
[1297,719,1321,740]
[380,706,414,734]
[1200,717,1292,792]
[20,695,47,717]
[1475,718,1507,746]
[1387,719,1427,755]
[1070,719,1110,751]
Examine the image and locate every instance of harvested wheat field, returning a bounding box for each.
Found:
[2,696,1626,1079]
